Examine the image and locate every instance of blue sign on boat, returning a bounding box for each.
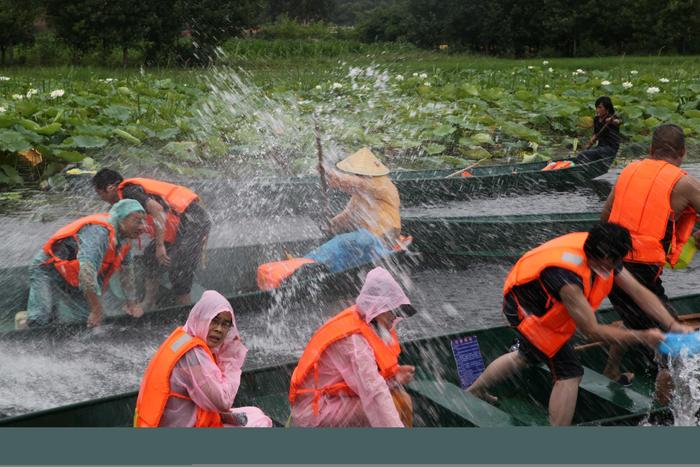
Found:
[451,335,486,389]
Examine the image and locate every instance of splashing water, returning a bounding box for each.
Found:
[669,352,700,426]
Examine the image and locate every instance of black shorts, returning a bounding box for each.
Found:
[609,262,677,370]
[143,201,211,295]
[504,303,584,382]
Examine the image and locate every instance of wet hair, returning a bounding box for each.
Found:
[583,222,632,262]
[594,96,615,115]
[92,168,123,190]
[651,124,685,159]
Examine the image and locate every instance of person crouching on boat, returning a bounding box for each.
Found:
[25,199,146,328]
[574,96,621,167]
[289,267,417,427]
[467,223,685,426]
[92,169,211,311]
[134,290,272,428]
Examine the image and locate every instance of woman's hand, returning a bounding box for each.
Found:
[395,365,416,385]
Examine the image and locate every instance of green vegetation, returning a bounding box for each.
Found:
[0,52,699,188]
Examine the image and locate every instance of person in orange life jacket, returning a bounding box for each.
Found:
[466,223,683,426]
[26,199,147,328]
[289,267,417,427]
[575,96,621,167]
[600,124,699,403]
[92,169,211,310]
[134,290,272,427]
[321,147,401,246]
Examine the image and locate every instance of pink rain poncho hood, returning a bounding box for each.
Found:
[355,267,412,323]
[183,290,238,356]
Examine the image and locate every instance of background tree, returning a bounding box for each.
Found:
[0,0,41,65]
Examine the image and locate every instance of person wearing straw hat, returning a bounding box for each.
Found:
[324,147,401,246]
[25,199,147,329]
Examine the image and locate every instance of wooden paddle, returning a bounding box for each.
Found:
[585,112,618,150]
[445,157,489,178]
[314,120,331,231]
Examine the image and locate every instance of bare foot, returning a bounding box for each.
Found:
[468,387,499,404]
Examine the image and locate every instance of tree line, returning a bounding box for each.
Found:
[0,0,698,66]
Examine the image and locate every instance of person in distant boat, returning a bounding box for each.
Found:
[134,290,272,428]
[92,169,211,310]
[575,96,621,166]
[25,199,146,328]
[323,147,402,246]
[289,267,417,427]
[467,223,685,426]
[600,124,699,403]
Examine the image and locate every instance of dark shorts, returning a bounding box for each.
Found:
[609,262,677,370]
[504,304,584,381]
[143,201,211,295]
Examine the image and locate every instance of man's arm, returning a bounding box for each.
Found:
[144,198,171,266]
[600,190,614,222]
[76,226,109,327]
[614,268,692,333]
[560,283,663,347]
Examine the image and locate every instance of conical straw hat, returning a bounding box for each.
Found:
[336,147,390,176]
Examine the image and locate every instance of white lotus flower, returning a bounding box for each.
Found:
[527,65,534,70]
[542,60,549,65]
[395,74,404,81]
[659,78,670,83]
[576,68,585,74]
[646,86,660,94]
[315,85,322,90]
[0,76,10,81]
[622,81,633,89]
[419,73,428,79]
[12,94,23,100]
[412,72,418,77]
[601,80,611,86]
[630,70,638,74]
[0,106,6,113]
[548,67,554,72]
[50,89,65,98]
[26,88,38,98]
[331,82,343,90]
[423,82,431,87]
[544,84,550,89]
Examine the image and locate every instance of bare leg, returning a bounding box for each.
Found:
[140,277,159,311]
[468,352,528,403]
[655,369,673,406]
[603,344,634,384]
[175,293,191,306]
[549,376,582,426]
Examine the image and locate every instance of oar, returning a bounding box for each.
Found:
[445,157,488,179]
[585,112,617,150]
[314,120,331,232]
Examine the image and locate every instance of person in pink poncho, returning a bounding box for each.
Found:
[134,290,272,428]
[289,267,417,427]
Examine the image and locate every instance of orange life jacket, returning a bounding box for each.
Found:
[134,327,223,428]
[42,214,130,290]
[289,305,401,415]
[503,232,615,358]
[117,178,199,244]
[609,159,697,266]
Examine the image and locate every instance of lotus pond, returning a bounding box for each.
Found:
[0,53,699,188]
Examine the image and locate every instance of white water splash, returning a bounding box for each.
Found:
[669,352,700,426]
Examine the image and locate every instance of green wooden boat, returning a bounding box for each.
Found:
[184,156,613,214]
[404,211,602,258]
[2,291,697,427]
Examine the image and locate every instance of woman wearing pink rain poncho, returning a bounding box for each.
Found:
[289,267,417,427]
[134,290,272,428]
